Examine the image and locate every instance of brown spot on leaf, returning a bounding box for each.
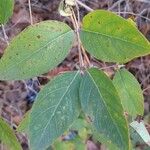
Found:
[117,27,121,31]
[98,21,101,24]
[87,116,93,123]
[37,35,41,39]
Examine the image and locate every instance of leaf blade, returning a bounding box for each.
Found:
[0,21,74,80]
[80,10,150,63]
[17,111,30,133]
[80,68,130,150]
[0,0,14,24]
[113,69,144,116]
[29,71,81,150]
[0,117,22,150]
[130,121,150,146]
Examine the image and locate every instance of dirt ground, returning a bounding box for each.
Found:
[0,0,150,150]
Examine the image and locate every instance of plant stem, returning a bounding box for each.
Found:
[70,15,77,30]
[143,86,150,93]
[28,0,33,25]
[136,0,150,3]
[75,1,91,67]
[108,0,124,11]
[75,1,81,25]
[1,24,9,45]
[71,8,84,69]
[76,0,93,12]
[115,11,150,22]
[81,45,91,67]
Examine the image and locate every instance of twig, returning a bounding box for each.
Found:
[0,36,6,43]
[136,0,150,4]
[71,8,84,68]
[100,64,125,70]
[71,2,91,68]
[76,0,93,12]
[28,0,33,25]
[0,18,26,37]
[70,15,77,29]
[75,1,81,25]
[100,64,118,70]
[114,11,150,22]
[143,86,150,92]
[118,1,121,15]
[108,0,124,11]
[1,24,9,45]
[75,1,91,67]
[81,45,91,67]
[141,74,150,86]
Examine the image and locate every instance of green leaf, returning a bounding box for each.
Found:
[80,68,130,150]
[0,117,22,150]
[92,127,120,150]
[0,21,74,80]
[130,121,150,146]
[71,118,91,140]
[0,0,14,24]
[52,135,86,150]
[17,111,30,133]
[52,139,76,150]
[29,71,81,150]
[80,10,150,63]
[127,18,137,27]
[113,68,144,116]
